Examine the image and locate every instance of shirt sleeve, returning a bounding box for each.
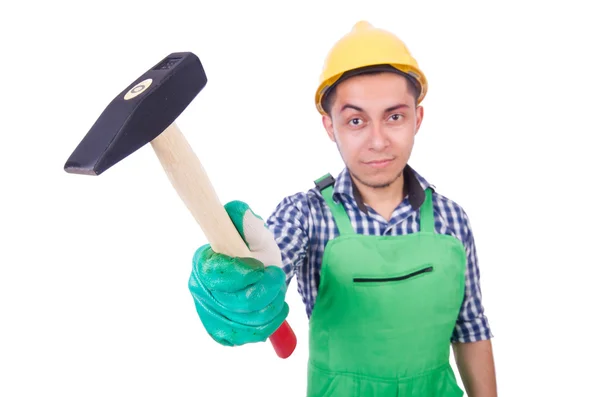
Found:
[265,193,310,286]
[451,208,494,343]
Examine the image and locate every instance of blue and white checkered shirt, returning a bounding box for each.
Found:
[265,165,492,343]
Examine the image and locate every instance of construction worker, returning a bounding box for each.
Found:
[188,21,497,396]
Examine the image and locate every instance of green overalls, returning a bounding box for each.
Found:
[306,175,466,396]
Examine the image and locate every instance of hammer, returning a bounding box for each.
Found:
[63,52,297,359]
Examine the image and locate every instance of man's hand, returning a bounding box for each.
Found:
[453,339,497,396]
[188,200,289,346]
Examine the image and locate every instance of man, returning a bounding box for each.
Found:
[188,21,497,396]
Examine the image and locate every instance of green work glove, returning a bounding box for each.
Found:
[188,201,289,346]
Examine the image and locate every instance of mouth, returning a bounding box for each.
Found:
[363,158,394,168]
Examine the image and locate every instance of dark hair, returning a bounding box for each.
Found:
[321,65,420,116]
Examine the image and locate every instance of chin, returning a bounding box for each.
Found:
[352,168,402,189]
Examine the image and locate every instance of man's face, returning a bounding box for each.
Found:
[322,72,424,189]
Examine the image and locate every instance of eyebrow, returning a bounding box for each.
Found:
[340,103,410,113]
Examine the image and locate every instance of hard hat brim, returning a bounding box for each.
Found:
[319,64,423,114]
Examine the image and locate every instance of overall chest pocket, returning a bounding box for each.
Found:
[353,265,433,284]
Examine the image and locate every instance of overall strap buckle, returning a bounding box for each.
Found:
[314,173,335,191]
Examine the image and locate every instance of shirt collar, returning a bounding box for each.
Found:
[332,164,433,213]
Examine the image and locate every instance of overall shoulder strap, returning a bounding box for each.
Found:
[314,174,355,235]
[419,188,435,233]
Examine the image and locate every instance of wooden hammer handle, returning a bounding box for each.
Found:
[150,123,251,257]
[150,122,296,359]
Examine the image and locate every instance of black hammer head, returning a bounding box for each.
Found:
[64,52,207,175]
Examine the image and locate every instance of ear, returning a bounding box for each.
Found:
[414,105,424,135]
[322,114,336,142]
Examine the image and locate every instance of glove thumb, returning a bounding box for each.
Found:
[224,200,283,268]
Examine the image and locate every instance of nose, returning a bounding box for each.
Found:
[368,122,388,151]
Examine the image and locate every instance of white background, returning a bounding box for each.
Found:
[1,0,599,396]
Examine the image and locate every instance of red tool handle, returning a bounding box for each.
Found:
[269,320,297,358]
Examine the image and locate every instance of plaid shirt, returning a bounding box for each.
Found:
[265,165,492,343]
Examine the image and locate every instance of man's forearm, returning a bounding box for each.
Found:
[452,339,497,397]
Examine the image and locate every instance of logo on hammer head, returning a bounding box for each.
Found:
[124,78,153,100]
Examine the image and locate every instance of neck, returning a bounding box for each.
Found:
[352,172,406,221]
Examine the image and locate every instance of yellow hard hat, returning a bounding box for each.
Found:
[315,21,428,115]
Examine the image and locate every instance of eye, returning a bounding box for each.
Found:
[348,118,363,126]
[389,113,404,121]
